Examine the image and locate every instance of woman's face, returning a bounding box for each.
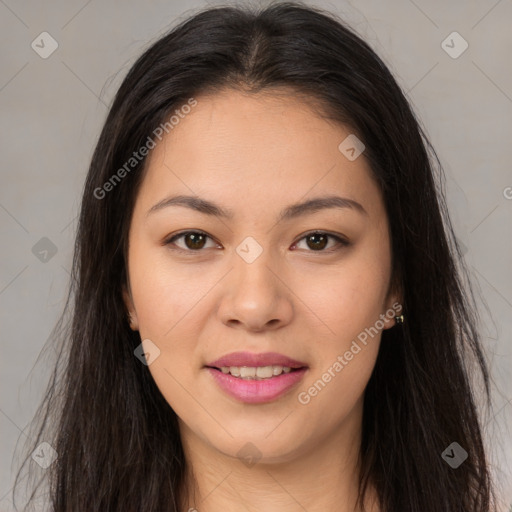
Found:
[124,88,399,463]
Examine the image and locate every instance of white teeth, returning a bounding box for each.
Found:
[218,365,295,379]
[272,365,283,375]
[256,366,273,378]
[240,367,256,378]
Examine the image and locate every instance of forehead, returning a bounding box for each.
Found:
[135,89,384,222]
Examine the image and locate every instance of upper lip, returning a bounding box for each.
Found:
[206,351,308,369]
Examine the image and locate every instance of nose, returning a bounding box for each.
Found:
[217,248,294,332]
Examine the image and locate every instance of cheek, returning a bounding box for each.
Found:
[296,270,384,419]
[129,259,208,414]
[128,247,213,339]
[128,248,214,398]
[293,260,390,345]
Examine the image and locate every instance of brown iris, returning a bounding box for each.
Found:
[304,233,328,251]
[183,232,207,250]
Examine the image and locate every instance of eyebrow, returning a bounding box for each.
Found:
[146,194,367,221]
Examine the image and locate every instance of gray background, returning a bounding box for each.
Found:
[1,0,511,510]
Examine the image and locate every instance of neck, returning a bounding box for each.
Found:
[177,399,380,512]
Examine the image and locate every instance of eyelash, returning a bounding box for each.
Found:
[163,230,350,255]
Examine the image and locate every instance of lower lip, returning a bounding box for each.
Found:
[205,367,308,404]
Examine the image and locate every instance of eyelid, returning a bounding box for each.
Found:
[292,230,350,251]
[164,229,350,254]
[163,230,219,252]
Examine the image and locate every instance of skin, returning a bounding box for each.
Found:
[123,88,400,512]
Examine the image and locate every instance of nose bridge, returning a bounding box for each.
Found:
[232,234,279,299]
[218,234,292,330]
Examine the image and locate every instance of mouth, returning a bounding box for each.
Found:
[204,351,309,403]
[204,357,308,404]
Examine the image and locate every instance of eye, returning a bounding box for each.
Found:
[292,231,349,252]
[164,230,219,253]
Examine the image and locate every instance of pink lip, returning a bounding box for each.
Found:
[206,351,307,369]
[206,367,308,404]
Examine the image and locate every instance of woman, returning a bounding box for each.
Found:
[13,2,497,511]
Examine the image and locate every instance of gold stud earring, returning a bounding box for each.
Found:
[395,314,405,325]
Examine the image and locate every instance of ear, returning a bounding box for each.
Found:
[122,283,139,331]
[382,277,404,330]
